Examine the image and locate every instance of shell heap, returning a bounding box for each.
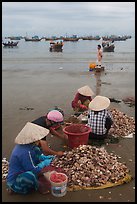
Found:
[51,145,129,187]
[109,108,135,137]
[2,158,9,181]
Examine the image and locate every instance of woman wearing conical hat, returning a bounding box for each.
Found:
[6,122,55,195]
[87,95,113,139]
[71,85,94,113]
[97,44,103,67]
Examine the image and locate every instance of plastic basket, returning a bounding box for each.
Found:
[63,124,91,148]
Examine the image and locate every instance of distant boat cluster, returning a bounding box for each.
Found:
[102,35,132,41]
[2,34,132,52]
[3,34,132,42]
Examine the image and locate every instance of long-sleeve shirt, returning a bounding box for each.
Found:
[32,116,49,128]
[72,92,92,109]
[32,116,61,133]
[87,109,113,135]
[7,144,43,183]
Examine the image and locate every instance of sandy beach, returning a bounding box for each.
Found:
[2,68,135,202]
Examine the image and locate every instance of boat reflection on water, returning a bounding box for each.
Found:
[94,71,102,95]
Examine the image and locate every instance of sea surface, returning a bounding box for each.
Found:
[2,37,135,72]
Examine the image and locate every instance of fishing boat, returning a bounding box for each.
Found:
[102,41,115,52]
[81,35,100,40]
[63,34,79,42]
[2,41,19,47]
[103,44,115,52]
[9,36,22,40]
[24,35,42,41]
[49,41,64,52]
[63,37,79,41]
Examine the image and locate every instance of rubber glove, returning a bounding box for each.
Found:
[34,146,42,160]
[39,154,55,161]
[38,158,53,168]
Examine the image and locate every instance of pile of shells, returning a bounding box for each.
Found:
[2,158,9,181]
[109,108,135,137]
[51,145,130,188]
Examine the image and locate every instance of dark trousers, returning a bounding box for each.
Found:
[89,132,107,140]
[89,117,113,140]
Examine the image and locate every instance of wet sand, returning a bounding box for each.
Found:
[2,68,135,202]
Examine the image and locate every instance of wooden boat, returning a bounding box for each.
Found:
[102,41,115,52]
[103,44,115,52]
[9,36,22,40]
[45,37,60,41]
[25,37,41,41]
[49,41,63,52]
[2,41,19,47]
[63,35,79,42]
[81,36,100,40]
[94,66,105,71]
[24,36,41,41]
[63,37,79,41]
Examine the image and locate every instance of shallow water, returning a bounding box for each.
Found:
[2,37,135,72]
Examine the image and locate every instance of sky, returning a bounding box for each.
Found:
[2,2,135,37]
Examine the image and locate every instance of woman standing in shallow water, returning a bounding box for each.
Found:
[97,44,103,66]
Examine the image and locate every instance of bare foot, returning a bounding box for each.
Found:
[6,188,17,195]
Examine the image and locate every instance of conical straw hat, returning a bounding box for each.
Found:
[77,85,94,96]
[15,122,49,144]
[88,95,110,111]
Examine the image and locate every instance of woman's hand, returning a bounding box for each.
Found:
[57,151,64,156]
[80,104,88,110]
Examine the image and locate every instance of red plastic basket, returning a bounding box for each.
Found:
[63,124,91,148]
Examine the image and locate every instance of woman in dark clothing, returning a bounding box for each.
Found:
[32,110,67,156]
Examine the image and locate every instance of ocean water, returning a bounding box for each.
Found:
[2,37,135,72]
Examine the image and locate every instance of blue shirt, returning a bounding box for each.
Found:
[7,144,43,183]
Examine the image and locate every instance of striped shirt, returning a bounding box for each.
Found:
[87,109,113,135]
